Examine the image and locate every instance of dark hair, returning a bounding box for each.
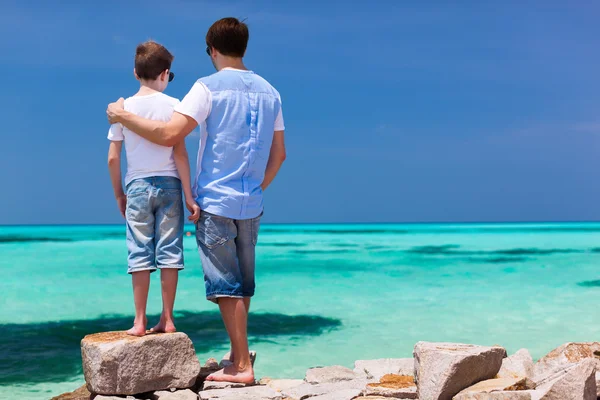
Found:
[134,41,174,80]
[206,17,249,57]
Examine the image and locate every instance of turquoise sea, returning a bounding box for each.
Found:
[2,222,600,399]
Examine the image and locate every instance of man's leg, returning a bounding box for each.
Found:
[225,297,251,363]
[227,215,258,363]
[196,212,254,382]
[127,271,150,336]
[206,297,254,383]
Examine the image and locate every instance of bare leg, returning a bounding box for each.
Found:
[207,298,254,383]
[228,297,251,362]
[151,269,178,333]
[127,271,150,336]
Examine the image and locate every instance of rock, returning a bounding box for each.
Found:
[149,389,198,400]
[263,379,304,392]
[193,358,221,391]
[362,374,417,398]
[81,331,201,395]
[305,365,359,384]
[353,358,414,381]
[282,379,368,400]
[198,385,282,400]
[498,349,535,379]
[596,371,600,398]
[533,342,600,379]
[258,377,272,385]
[199,358,220,378]
[94,397,127,400]
[201,381,253,390]
[218,350,257,368]
[534,359,596,400]
[51,385,93,400]
[453,377,535,399]
[308,388,364,399]
[454,392,533,400]
[353,398,394,400]
[414,341,507,400]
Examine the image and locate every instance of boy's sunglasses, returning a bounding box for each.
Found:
[206,45,211,56]
[169,71,175,82]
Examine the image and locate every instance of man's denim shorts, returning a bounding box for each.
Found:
[125,176,184,274]
[195,211,262,302]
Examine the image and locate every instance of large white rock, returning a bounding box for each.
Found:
[201,381,250,391]
[81,331,200,395]
[282,379,368,400]
[533,359,596,400]
[533,342,600,379]
[414,342,507,400]
[263,379,304,392]
[94,397,129,400]
[305,365,359,384]
[498,349,534,379]
[308,388,364,399]
[454,392,532,400]
[199,385,281,400]
[149,389,198,400]
[453,377,534,399]
[353,358,414,380]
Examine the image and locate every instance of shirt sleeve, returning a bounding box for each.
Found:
[274,108,285,131]
[174,82,212,124]
[107,123,124,141]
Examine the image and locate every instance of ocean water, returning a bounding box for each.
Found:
[2,222,600,399]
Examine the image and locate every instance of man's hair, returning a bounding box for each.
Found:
[206,18,249,58]
[134,41,174,81]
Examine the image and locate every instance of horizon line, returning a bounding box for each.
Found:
[2,219,600,228]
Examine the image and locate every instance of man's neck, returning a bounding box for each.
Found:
[217,57,247,71]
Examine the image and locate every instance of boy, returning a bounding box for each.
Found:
[107,41,200,336]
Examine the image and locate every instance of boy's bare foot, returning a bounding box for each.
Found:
[206,364,255,384]
[150,317,176,333]
[126,323,147,337]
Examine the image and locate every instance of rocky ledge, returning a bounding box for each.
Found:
[52,334,600,400]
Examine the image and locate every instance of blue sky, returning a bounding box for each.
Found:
[1,1,600,224]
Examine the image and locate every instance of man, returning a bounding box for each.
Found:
[106,17,286,384]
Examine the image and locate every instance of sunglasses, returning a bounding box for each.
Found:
[206,45,211,56]
[168,71,175,82]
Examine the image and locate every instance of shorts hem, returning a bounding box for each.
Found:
[127,267,158,274]
[206,293,244,304]
[157,264,184,270]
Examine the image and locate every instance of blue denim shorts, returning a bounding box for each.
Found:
[125,176,184,274]
[195,211,261,302]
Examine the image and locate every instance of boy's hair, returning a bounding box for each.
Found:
[135,41,174,81]
[206,18,249,58]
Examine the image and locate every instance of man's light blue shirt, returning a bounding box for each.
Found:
[175,69,284,220]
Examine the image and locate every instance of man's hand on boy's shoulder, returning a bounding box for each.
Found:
[116,195,127,219]
[107,98,125,124]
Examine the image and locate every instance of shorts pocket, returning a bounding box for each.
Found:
[251,214,262,246]
[126,193,152,222]
[163,198,183,219]
[196,213,229,249]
